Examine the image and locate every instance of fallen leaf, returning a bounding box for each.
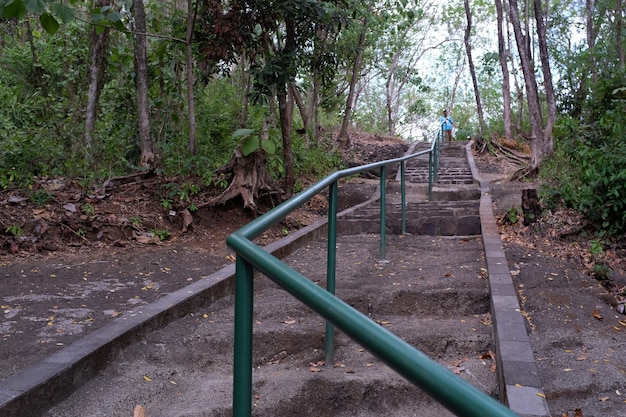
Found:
[536,392,546,398]
[134,405,146,417]
[283,319,296,325]
[576,353,588,361]
[143,375,152,382]
[573,408,584,417]
[599,396,609,402]
[593,309,603,320]
[309,366,322,372]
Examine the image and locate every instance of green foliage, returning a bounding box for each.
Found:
[234,128,277,157]
[5,224,24,237]
[504,206,519,224]
[151,229,171,241]
[542,111,626,237]
[159,181,200,210]
[130,216,143,228]
[30,189,52,206]
[81,203,95,216]
[292,133,343,184]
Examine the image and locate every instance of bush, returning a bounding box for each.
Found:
[542,114,626,237]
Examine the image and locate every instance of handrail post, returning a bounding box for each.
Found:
[428,151,433,201]
[379,166,387,260]
[325,181,338,367]
[434,139,440,183]
[232,257,255,417]
[400,161,406,235]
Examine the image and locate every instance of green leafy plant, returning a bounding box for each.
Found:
[589,239,605,258]
[130,216,143,228]
[504,207,519,224]
[5,224,23,237]
[81,203,95,216]
[151,229,171,241]
[30,189,52,206]
[161,198,173,211]
[234,128,276,156]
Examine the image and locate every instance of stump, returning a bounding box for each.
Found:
[522,188,541,226]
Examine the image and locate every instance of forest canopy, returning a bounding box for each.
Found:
[0,0,625,235]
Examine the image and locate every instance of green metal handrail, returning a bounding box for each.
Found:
[226,134,519,417]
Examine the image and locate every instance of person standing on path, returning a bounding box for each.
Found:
[440,109,455,142]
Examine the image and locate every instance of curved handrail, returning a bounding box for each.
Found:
[226,133,519,417]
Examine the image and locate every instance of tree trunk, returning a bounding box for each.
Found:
[616,0,624,70]
[186,0,197,156]
[533,0,555,158]
[197,121,280,212]
[277,85,295,198]
[309,24,327,137]
[464,0,485,137]
[505,0,524,133]
[586,0,598,87]
[495,0,513,141]
[385,52,399,136]
[240,59,251,127]
[522,188,541,225]
[84,0,110,165]
[132,0,155,170]
[279,17,296,198]
[509,0,544,175]
[289,83,310,136]
[338,12,369,150]
[449,50,464,114]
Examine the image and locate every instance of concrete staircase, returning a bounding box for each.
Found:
[337,140,482,237]
[3,140,549,417]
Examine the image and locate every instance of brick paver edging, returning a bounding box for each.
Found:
[465,142,550,417]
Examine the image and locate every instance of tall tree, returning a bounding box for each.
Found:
[337,9,369,149]
[132,0,155,169]
[533,0,556,157]
[617,0,625,69]
[84,0,111,164]
[195,0,345,205]
[508,0,553,176]
[495,0,513,140]
[463,0,485,136]
[186,0,198,156]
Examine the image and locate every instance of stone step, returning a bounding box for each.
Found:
[41,235,497,417]
[337,201,481,236]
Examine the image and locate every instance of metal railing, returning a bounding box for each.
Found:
[226,133,520,417]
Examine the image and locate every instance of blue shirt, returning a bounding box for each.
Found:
[440,115,454,131]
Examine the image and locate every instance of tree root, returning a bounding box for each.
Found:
[196,147,281,212]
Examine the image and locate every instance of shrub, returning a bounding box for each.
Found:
[542,115,626,237]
